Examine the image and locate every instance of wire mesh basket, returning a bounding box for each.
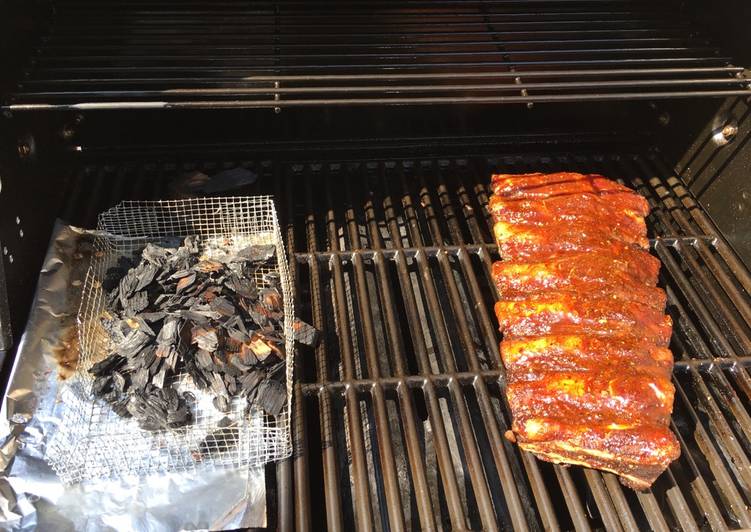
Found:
[47,196,293,483]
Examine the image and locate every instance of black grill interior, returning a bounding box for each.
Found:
[2,0,751,530]
[56,140,751,530]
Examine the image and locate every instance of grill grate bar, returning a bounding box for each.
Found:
[19,68,745,90]
[37,31,714,46]
[633,490,669,532]
[292,236,718,261]
[16,79,747,101]
[46,11,686,18]
[602,473,640,532]
[42,23,699,34]
[297,356,751,394]
[35,39,719,53]
[30,0,693,5]
[554,468,590,532]
[585,471,625,531]
[21,59,740,74]
[302,173,346,531]
[281,173,312,532]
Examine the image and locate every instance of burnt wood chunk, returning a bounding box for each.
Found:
[255,379,286,416]
[293,318,320,347]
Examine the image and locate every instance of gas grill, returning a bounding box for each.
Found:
[1,1,751,531]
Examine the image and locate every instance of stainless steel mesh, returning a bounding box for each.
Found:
[47,196,293,483]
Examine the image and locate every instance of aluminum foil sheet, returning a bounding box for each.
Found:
[0,222,266,531]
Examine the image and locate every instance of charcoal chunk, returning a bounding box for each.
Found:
[239,369,264,395]
[197,425,239,456]
[123,290,149,316]
[225,273,257,300]
[165,349,179,372]
[193,260,224,273]
[182,236,199,254]
[162,387,179,412]
[167,405,191,427]
[142,243,171,266]
[147,356,163,377]
[152,366,168,388]
[133,263,159,291]
[92,375,113,398]
[235,245,275,264]
[292,318,320,348]
[112,371,127,393]
[260,288,282,312]
[139,311,167,323]
[210,372,229,398]
[262,271,281,289]
[136,345,157,369]
[233,346,258,369]
[222,362,242,379]
[116,330,151,357]
[186,304,221,321]
[118,270,140,301]
[245,305,269,329]
[105,285,121,309]
[267,359,287,382]
[191,326,219,352]
[157,316,181,345]
[224,374,239,395]
[186,361,210,390]
[89,353,127,377]
[131,367,149,391]
[124,387,193,431]
[209,296,235,318]
[111,396,132,418]
[195,349,214,370]
[255,379,286,416]
[213,395,230,413]
[130,316,156,337]
[175,272,197,294]
[100,389,120,404]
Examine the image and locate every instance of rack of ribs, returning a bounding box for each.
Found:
[490,171,680,490]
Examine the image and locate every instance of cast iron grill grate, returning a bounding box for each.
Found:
[61,146,751,530]
[3,0,750,110]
